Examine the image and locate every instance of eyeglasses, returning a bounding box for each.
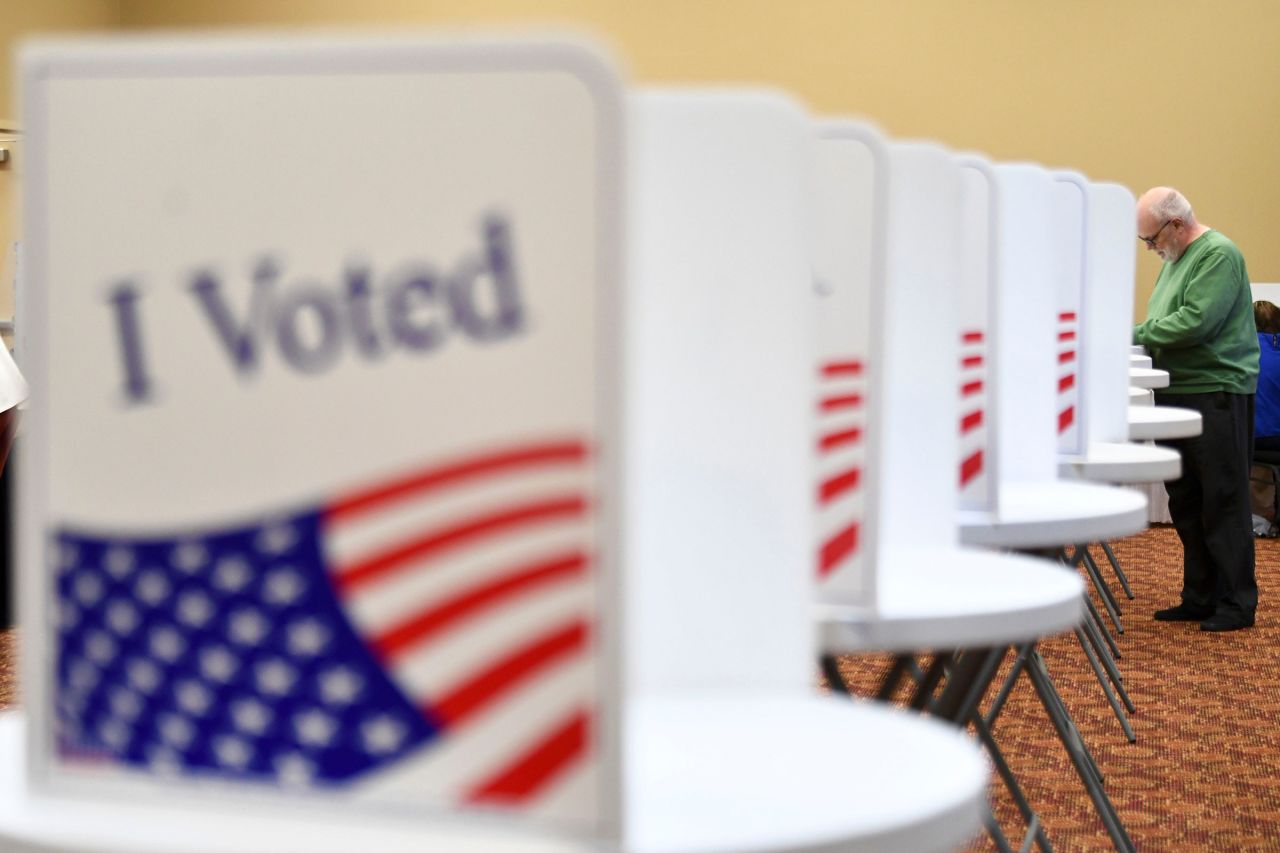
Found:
[1139,219,1174,247]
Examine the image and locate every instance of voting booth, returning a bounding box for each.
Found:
[813,129,972,600]
[1051,173,1087,457]
[811,121,885,608]
[1080,181,1139,446]
[952,157,1147,547]
[5,35,993,853]
[812,123,1082,650]
[17,35,623,838]
[1051,177,1180,484]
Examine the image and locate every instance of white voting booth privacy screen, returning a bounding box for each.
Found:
[627,89,816,695]
[956,158,994,510]
[1084,183,1139,445]
[1051,172,1087,457]
[811,121,885,606]
[20,36,621,834]
[812,130,970,605]
[955,159,1057,514]
[879,143,964,551]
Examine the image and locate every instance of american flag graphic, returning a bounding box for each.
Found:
[53,438,599,822]
[816,358,865,584]
[958,327,988,501]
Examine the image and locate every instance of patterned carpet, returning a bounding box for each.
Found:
[0,628,13,710]
[2,527,1278,849]
[832,526,1280,851]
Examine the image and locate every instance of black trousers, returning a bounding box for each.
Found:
[1155,391,1258,617]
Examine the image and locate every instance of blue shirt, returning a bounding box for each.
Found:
[1256,332,1280,438]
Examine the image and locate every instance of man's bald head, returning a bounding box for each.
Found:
[1137,186,1204,262]
[1137,187,1195,231]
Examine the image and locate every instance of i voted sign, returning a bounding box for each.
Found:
[21,37,622,835]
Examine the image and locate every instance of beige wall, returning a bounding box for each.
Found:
[11,0,1280,321]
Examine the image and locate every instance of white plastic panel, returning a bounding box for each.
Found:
[1051,173,1088,455]
[811,120,887,607]
[991,164,1058,505]
[21,34,622,836]
[627,90,815,696]
[877,142,963,552]
[1085,183,1138,444]
[956,157,995,511]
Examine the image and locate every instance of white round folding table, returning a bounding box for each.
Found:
[958,481,1148,549]
[0,704,988,853]
[818,549,1082,656]
[1127,405,1203,441]
[1128,367,1169,390]
[1058,441,1181,484]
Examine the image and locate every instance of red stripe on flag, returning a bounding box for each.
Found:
[960,410,983,434]
[466,711,588,805]
[962,380,984,397]
[1058,330,1076,342]
[1058,350,1076,364]
[819,523,859,577]
[961,355,983,368]
[1059,312,1077,321]
[328,440,587,521]
[819,468,861,504]
[961,330,984,343]
[431,621,587,727]
[334,496,588,593]
[371,552,589,661]
[1059,374,1075,392]
[821,360,863,377]
[820,394,863,412]
[960,451,983,486]
[818,427,862,453]
[1059,407,1075,432]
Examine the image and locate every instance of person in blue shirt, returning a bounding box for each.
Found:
[1254,300,1280,451]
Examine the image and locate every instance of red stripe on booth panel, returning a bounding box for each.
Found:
[1059,374,1075,392]
[820,394,863,412]
[961,330,984,343]
[960,410,983,434]
[818,427,862,453]
[821,360,864,377]
[961,380,984,397]
[465,710,589,805]
[818,523,859,578]
[1058,407,1075,432]
[961,355,983,369]
[1058,350,1076,365]
[1059,312,1077,322]
[819,468,861,504]
[959,451,983,486]
[1058,330,1076,342]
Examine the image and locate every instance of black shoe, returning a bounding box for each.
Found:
[1200,613,1255,632]
[1154,603,1213,622]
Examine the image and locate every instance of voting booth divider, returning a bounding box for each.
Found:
[809,121,1083,647]
[954,158,1058,516]
[956,157,994,513]
[627,89,815,695]
[18,33,623,838]
[1051,172,1087,457]
[1081,183,1138,447]
[811,120,885,608]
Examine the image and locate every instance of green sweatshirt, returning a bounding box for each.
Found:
[1133,230,1259,394]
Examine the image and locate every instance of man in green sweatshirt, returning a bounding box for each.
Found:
[1133,187,1258,631]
